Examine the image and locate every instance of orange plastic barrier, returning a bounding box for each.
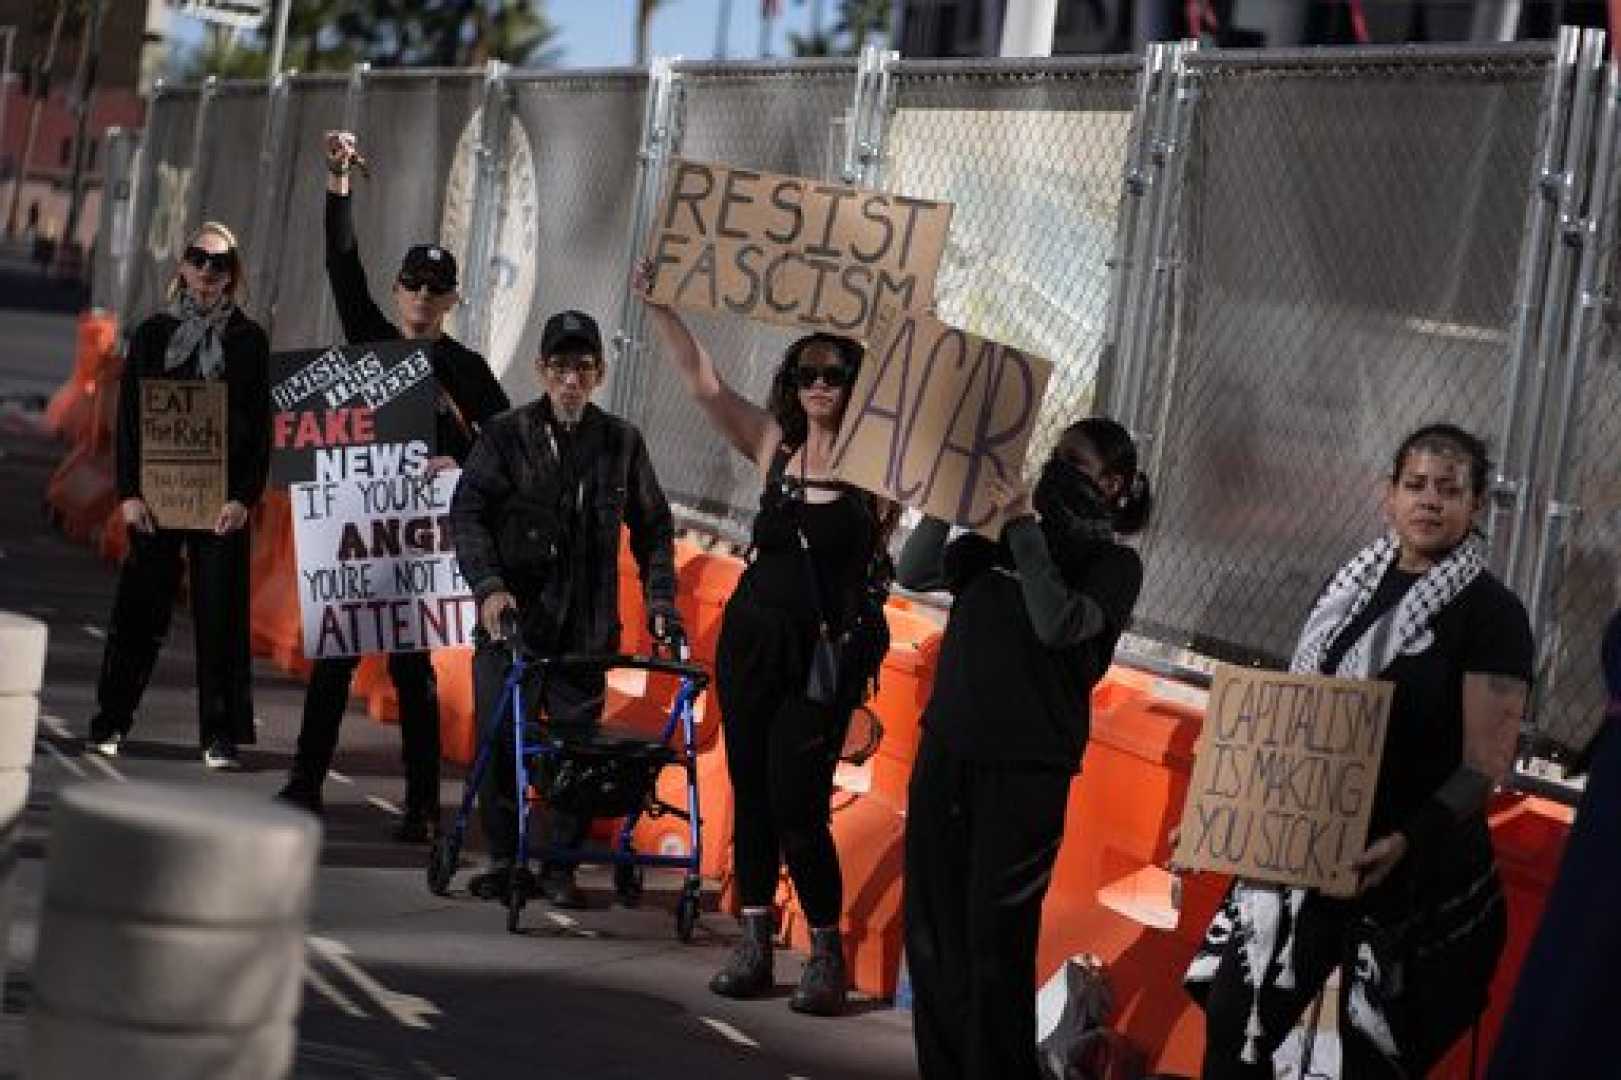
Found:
[45,311,119,444]
[45,445,119,546]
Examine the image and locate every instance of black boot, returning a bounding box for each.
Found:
[709,910,774,998]
[789,927,848,1016]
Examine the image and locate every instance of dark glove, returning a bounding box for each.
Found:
[647,600,684,645]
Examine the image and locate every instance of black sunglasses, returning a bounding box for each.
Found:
[793,363,853,390]
[397,275,453,297]
[184,245,235,274]
[544,354,601,376]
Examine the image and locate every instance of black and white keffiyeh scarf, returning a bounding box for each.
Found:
[164,293,234,380]
[1184,532,1486,1070]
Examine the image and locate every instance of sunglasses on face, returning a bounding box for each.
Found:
[184,246,235,274]
[545,355,601,377]
[397,275,453,297]
[793,363,853,390]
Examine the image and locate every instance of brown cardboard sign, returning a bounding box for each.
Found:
[1174,665,1394,897]
[828,309,1053,534]
[645,158,953,336]
[139,379,227,532]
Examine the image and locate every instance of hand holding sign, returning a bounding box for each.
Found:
[830,310,1053,535]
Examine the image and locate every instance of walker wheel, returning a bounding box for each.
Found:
[675,887,700,943]
[506,878,526,933]
[614,863,644,907]
[426,835,458,896]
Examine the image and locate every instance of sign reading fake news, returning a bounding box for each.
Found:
[1173,665,1393,897]
[646,159,953,337]
[291,470,476,658]
[269,342,436,486]
[829,309,1053,535]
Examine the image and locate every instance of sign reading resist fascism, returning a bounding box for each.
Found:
[830,309,1053,534]
[646,159,953,337]
[269,341,436,486]
[1173,665,1394,897]
[140,379,228,532]
[290,471,476,658]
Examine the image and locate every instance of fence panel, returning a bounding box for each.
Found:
[638,61,859,534]
[883,56,1143,468]
[193,84,269,250]
[1133,46,1555,666]
[505,72,649,403]
[121,88,201,325]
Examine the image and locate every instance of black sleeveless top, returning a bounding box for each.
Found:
[732,444,876,628]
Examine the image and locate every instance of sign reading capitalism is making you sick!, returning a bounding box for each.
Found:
[646,158,953,337]
[1174,665,1394,897]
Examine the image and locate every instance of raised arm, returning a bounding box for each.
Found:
[635,265,780,475]
[323,131,396,345]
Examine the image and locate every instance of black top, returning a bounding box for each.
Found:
[115,307,272,509]
[734,446,877,629]
[324,192,510,462]
[1317,563,1533,841]
[908,519,1143,771]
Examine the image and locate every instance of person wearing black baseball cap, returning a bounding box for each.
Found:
[276,130,511,843]
[448,308,681,908]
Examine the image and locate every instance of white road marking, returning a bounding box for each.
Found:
[546,912,578,929]
[82,624,104,640]
[39,714,125,780]
[365,795,401,816]
[307,936,440,1031]
[38,715,73,741]
[38,739,85,778]
[81,752,125,781]
[328,770,353,785]
[698,1016,760,1049]
[304,966,370,1019]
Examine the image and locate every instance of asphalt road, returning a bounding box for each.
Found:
[0,290,919,1079]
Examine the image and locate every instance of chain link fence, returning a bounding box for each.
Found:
[100,42,1621,781]
[1133,45,1555,667]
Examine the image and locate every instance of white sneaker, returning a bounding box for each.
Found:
[202,739,241,770]
[87,732,123,757]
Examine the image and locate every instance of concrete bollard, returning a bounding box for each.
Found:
[28,782,321,1080]
[0,611,47,995]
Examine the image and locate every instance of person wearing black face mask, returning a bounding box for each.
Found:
[896,417,1152,1080]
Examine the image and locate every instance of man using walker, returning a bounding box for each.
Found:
[448,310,682,908]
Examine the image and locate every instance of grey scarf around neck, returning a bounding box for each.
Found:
[164,293,235,380]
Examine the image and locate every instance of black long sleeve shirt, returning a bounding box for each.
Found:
[116,308,272,509]
[324,192,510,461]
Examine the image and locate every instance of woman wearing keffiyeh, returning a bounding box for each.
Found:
[86,222,271,770]
[1183,424,1533,1078]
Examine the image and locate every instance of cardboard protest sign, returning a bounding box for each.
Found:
[139,379,227,531]
[829,310,1053,534]
[646,158,953,336]
[1173,665,1394,897]
[290,470,476,658]
[270,341,436,486]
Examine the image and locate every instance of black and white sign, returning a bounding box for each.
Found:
[270,342,436,487]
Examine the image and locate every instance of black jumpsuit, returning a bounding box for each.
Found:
[715,448,874,928]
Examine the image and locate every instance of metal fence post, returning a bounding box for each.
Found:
[1504,29,1608,596]
[94,126,140,321]
[185,76,217,230]
[247,73,290,336]
[463,59,511,357]
[1489,25,1583,575]
[1115,40,1195,467]
[1524,53,1621,730]
[841,44,898,188]
[611,57,684,421]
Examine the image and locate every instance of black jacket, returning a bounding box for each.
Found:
[448,397,678,655]
[325,192,509,460]
[116,308,271,508]
[899,516,1143,771]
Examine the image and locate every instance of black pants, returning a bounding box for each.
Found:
[904,732,1072,1080]
[472,640,604,866]
[90,527,253,747]
[290,650,442,813]
[715,598,850,928]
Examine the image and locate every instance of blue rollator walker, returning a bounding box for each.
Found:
[427,620,710,939]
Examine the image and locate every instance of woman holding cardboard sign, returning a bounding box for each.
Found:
[87,221,271,769]
[637,260,898,1017]
[1182,424,1532,1078]
[896,416,1150,1080]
